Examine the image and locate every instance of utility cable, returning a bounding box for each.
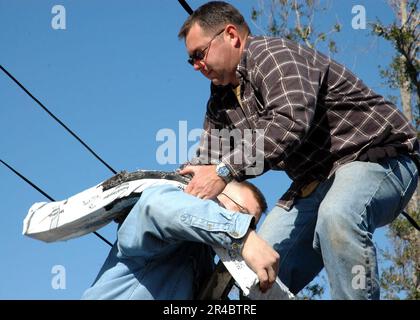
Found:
[178,0,193,15]
[0,65,117,175]
[0,159,113,247]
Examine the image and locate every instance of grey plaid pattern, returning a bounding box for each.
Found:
[194,36,419,209]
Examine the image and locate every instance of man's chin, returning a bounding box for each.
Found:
[211,78,229,86]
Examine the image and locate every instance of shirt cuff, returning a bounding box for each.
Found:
[226,214,255,255]
[227,213,254,239]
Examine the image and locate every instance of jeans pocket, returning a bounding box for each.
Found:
[397,173,418,213]
[386,155,418,215]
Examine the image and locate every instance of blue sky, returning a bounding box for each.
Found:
[0,0,401,299]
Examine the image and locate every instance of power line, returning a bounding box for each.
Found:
[178,0,193,15]
[0,0,193,249]
[401,211,420,232]
[0,159,113,247]
[0,65,117,175]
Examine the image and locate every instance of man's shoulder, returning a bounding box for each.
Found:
[246,36,299,56]
[243,36,308,71]
[243,36,332,75]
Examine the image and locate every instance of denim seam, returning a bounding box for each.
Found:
[360,227,373,299]
[183,214,234,233]
[389,166,417,200]
[357,169,399,299]
[364,244,372,299]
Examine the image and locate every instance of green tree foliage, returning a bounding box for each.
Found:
[371,0,419,300]
[379,210,420,299]
[372,0,419,130]
[251,0,419,300]
[250,0,341,54]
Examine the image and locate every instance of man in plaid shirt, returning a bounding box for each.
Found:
[178,1,419,299]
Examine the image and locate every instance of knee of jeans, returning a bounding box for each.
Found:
[315,202,354,250]
[317,200,350,227]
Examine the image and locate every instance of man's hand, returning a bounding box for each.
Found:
[179,165,226,199]
[241,230,280,293]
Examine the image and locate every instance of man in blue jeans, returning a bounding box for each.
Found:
[177,1,419,299]
[82,180,279,299]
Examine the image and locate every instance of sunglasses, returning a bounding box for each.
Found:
[219,192,249,214]
[187,28,225,66]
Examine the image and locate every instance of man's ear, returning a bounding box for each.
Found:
[225,24,241,48]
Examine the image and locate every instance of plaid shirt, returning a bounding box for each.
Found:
[194,36,419,210]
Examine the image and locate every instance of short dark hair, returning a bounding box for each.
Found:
[178,1,250,40]
[241,181,268,214]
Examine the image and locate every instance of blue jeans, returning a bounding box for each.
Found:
[82,184,254,300]
[258,155,418,299]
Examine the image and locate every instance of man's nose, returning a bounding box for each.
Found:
[193,61,202,71]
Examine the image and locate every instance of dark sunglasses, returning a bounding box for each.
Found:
[187,28,225,66]
[219,192,250,214]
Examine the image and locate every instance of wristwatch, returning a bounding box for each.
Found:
[216,161,233,184]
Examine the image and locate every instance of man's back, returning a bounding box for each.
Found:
[208,36,419,185]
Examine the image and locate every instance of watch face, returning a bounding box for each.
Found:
[218,166,230,177]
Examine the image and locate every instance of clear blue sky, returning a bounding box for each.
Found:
[0,0,400,299]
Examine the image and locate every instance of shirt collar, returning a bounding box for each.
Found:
[236,35,254,84]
